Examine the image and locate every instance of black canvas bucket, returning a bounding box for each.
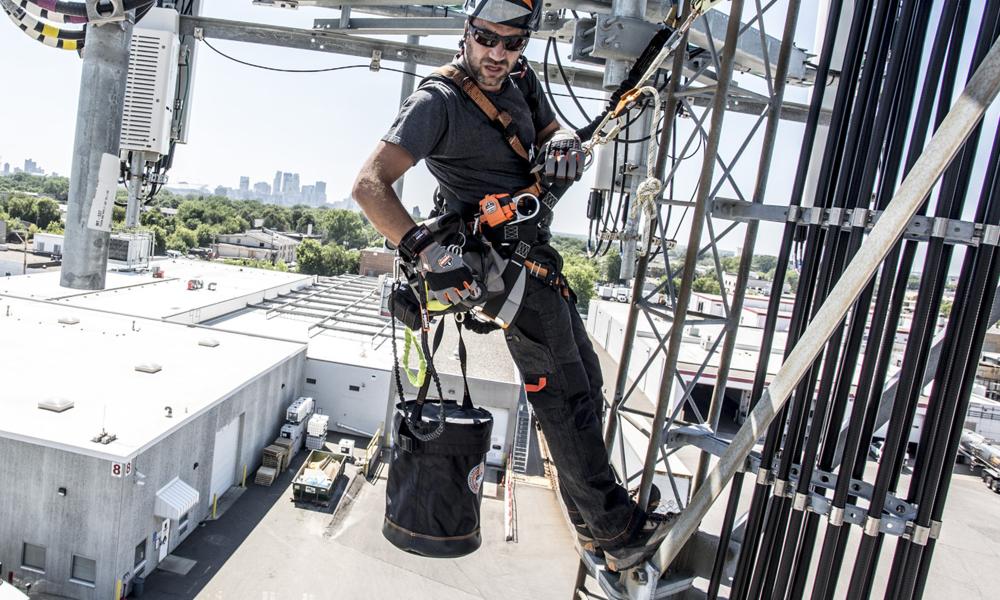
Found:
[382,399,493,558]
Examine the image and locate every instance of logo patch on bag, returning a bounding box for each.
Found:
[438,255,454,269]
[467,461,486,494]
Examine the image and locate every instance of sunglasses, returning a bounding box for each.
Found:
[467,23,530,52]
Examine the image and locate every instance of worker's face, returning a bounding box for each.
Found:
[463,18,529,91]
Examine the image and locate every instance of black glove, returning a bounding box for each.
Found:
[418,242,482,307]
[398,224,481,307]
[537,129,584,186]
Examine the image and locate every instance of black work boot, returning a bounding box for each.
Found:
[576,484,662,554]
[603,511,675,572]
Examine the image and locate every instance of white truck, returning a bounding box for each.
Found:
[958,429,1000,492]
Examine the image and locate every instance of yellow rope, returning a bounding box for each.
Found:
[401,327,427,387]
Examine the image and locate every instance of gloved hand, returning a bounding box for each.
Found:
[537,129,584,187]
[417,241,482,307]
[397,223,482,308]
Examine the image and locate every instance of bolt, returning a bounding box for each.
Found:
[632,569,648,584]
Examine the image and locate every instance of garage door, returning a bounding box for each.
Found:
[210,416,241,501]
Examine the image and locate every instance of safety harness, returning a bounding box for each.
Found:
[420,61,570,326]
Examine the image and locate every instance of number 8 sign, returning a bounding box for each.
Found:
[111,461,133,478]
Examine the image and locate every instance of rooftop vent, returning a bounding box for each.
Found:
[38,397,74,413]
[58,316,80,325]
[198,338,220,348]
[91,431,117,445]
[135,362,162,374]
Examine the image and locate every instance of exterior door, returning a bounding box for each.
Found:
[211,416,241,501]
[158,519,170,561]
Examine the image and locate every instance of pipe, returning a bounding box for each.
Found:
[651,32,1000,576]
[60,16,133,290]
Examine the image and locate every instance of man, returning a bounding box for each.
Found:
[352,0,670,571]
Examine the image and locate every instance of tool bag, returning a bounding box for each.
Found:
[383,314,494,557]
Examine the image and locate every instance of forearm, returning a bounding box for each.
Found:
[353,175,416,246]
[353,142,419,245]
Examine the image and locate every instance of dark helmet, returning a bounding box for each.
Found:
[463,0,543,32]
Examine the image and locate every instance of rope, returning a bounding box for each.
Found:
[629,86,663,255]
[401,327,427,387]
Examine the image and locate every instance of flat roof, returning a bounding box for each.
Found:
[0,296,305,461]
[0,258,314,322]
[209,275,519,384]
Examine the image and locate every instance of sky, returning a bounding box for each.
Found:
[0,1,995,264]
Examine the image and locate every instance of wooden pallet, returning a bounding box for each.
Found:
[262,444,288,471]
[254,466,277,487]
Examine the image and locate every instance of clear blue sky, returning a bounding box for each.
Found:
[3,0,992,262]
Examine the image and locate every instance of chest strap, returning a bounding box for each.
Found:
[435,63,533,163]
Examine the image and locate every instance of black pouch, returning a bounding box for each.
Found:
[383,400,493,558]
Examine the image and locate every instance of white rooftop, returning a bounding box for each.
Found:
[0,258,314,323]
[0,296,305,461]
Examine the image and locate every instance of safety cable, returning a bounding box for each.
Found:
[14,0,85,23]
[549,36,592,123]
[541,37,581,131]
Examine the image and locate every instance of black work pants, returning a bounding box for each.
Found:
[505,263,643,550]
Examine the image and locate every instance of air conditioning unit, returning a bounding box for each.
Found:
[119,8,180,157]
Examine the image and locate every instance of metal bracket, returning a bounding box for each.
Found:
[193,27,205,41]
[87,0,128,25]
[591,15,663,62]
[370,50,382,71]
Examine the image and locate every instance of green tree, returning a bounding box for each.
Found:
[562,254,599,310]
[603,249,622,283]
[166,226,197,254]
[785,269,799,295]
[692,274,722,295]
[318,210,372,249]
[34,198,61,229]
[296,238,326,275]
[325,244,360,275]
[194,223,218,247]
[751,254,778,274]
[720,255,741,274]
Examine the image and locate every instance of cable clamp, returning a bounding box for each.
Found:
[828,506,845,527]
[792,492,808,512]
[825,208,845,228]
[851,208,870,228]
[786,206,802,224]
[909,524,931,546]
[930,217,950,239]
[982,224,1000,247]
[193,27,205,41]
[370,50,382,72]
[756,468,773,486]
[929,520,943,540]
[772,478,787,498]
[863,516,881,537]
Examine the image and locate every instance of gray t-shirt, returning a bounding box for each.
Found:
[382,63,557,220]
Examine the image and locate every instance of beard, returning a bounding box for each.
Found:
[465,53,514,89]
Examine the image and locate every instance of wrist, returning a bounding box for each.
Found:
[397,224,434,263]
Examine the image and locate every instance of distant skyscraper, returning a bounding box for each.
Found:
[2,163,8,176]
[253,181,271,197]
[239,176,250,192]
[301,185,315,204]
[273,171,283,195]
[411,206,422,220]
[282,172,300,195]
[23,159,40,175]
[315,181,327,204]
